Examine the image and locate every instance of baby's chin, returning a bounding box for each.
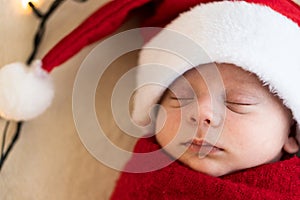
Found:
[184,163,233,177]
[178,155,238,177]
[179,154,285,177]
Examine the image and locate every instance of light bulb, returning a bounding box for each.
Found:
[21,0,40,10]
[19,0,42,14]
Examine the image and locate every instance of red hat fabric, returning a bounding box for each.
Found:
[41,0,152,72]
[41,0,300,73]
[142,0,300,27]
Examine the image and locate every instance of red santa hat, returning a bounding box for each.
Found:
[133,0,300,126]
[0,0,299,145]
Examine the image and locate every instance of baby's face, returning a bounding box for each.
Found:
[155,63,296,177]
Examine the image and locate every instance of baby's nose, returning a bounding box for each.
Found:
[185,95,223,129]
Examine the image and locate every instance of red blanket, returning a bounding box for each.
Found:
[111,137,300,200]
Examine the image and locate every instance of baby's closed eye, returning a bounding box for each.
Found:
[225,96,259,114]
[169,96,195,107]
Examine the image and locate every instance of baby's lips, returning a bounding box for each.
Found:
[182,138,224,151]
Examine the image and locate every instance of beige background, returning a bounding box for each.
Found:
[0,0,139,199]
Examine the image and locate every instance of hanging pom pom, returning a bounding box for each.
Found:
[0,60,54,121]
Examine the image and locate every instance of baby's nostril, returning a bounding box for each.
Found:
[205,119,211,124]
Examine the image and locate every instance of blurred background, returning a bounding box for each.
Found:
[0,0,139,199]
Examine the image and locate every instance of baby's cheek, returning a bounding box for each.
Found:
[156,110,181,145]
[222,115,254,146]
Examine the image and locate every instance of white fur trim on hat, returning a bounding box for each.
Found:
[0,60,54,121]
[133,1,300,128]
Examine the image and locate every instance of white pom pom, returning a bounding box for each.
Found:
[0,60,54,121]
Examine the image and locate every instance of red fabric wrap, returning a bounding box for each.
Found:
[41,0,300,72]
[111,137,300,200]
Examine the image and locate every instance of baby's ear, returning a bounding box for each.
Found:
[296,125,300,157]
[283,122,300,156]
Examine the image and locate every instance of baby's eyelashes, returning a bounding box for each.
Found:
[165,87,261,112]
[225,100,258,114]
[169,96,195,107]
[225,101,256,106]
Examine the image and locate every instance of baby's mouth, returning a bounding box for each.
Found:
[181,139,224,155]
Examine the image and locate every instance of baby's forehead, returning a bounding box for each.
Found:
[167,63,272,98]
[182,63,265,87]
